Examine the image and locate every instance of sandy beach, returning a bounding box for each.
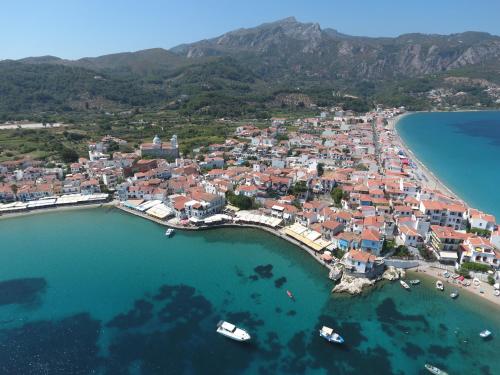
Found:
[409,264,500,307]
[388,114,464,202]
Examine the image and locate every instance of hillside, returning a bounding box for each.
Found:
[2,17,500,119]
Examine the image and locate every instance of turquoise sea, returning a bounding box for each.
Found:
[0,208,498,374]
[397,111,500,219]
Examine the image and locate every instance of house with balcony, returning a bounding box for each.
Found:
[460,236,499,269]
[396,226,423,248]
[429,225,468,263]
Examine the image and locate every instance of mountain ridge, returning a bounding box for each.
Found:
[2,17,500,118]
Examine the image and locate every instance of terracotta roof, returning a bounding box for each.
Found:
[348,249,376,263]
[361,228,380,242]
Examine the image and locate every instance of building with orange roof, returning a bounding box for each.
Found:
[460,236,499,269]
[360,229,384,255]
[469,211,497,232]
[429,225,469,262]
[343,249,384,277]
[396,226,423,248]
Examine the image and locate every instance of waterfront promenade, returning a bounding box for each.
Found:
[115,204,335,273]
[116,204,500,307]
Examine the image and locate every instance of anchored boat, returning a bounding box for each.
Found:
[165,228,175,237]
[425,364,448,375]
[436,280,444,291]
[216,321,251,342]
[409,279,420,285]
[479,329,492,339]
[319,326,344,344]
[400,280,410,290]
[450,291,459,299]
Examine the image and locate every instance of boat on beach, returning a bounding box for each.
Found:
[319,326,344,344]
[400,280,410,290]
[165,228,175,237]
[409,279,420,285]
[436,280,444,291]
[425,364,448,375]
[216,321,251,342]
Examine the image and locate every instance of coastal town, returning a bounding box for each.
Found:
[1,107,499,301]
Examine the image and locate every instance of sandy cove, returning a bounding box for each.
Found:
[409,264,500,307]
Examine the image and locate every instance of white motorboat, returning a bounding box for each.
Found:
[436,280,444,291]
[425,364,448,375]
[216,321,251,342]
[450,291,459,299]
[319,326,344,344]
[479,329,492,339]
[400,280,410,290]
[409,279,420,285]
[165,228,175,237]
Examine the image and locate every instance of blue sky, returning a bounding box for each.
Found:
[1,0,499,60]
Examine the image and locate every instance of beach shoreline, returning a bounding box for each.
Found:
[388,113,463,202]
[408,265,500,308]
[0,201,116,220]
[2,202,499,308]
[117,204,500,308]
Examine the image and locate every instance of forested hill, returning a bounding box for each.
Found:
[2,17,500,119]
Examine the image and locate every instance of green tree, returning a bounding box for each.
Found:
[460,262,491,273]
[331,187,344,205]
[60,147,79,163]
[226,191,254,210]
[317,162,325,177]
[292,181,308,197]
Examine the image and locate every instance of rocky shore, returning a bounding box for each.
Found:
[332,266,406,295]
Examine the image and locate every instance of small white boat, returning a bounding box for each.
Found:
[165,228,175,237]
[450,291,459,299]
[400,280,410,290]
[479,330,492,339]
[319,326,344,344]
[216,321,251,342]
[409,279,420,285]
[436,280,444,291]
[425,364,448,375]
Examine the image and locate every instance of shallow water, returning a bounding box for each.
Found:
[397,111,500,218]
[0,208,498,374]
